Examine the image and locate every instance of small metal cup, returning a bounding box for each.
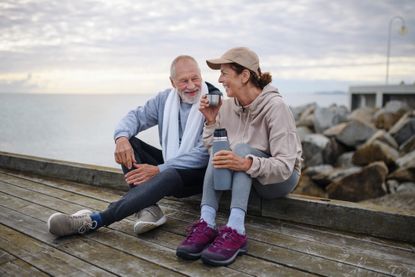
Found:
[207,94,221,106]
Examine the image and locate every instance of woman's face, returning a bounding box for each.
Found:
[218,64,242,98]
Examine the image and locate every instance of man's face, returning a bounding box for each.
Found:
[170,59,202,104]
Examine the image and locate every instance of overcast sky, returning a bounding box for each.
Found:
[1,0,414,94]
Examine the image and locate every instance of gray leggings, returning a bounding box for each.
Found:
[201,143,300,212]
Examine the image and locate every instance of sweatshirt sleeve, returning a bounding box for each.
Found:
[246,103,301,184]
[113,92,164,141]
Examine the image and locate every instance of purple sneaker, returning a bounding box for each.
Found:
[201,226,247,266]
[176,219,218,260]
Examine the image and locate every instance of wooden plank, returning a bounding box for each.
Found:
[159,211,394,277]
[2,152,415,244]
[159,196,415,254]
[1,171,414,274]
[0,151,126,190]
[103,217,313,276]
[0,170,124,201]
[0,206,185,277]
[0,169,414,253]
[262,195,415,243]
[0,249,49,277]
[0,225,115,276]
[4,169,413,254]
[0,194,252,276]
[0,178,314,276]
[1,174,412,272]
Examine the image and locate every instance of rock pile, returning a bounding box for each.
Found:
[291,100,415,211]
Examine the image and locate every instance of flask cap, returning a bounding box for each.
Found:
[214,128,227,137]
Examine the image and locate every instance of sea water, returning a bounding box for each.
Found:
[0,92,347,168]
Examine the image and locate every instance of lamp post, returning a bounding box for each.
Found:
[385,16,407,84]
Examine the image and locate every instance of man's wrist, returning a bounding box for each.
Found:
[116,136,129,143]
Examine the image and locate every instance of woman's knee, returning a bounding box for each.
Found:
[233,143,254,157]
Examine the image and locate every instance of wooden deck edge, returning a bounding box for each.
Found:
[1,151,414,243]
[0,151,126,191]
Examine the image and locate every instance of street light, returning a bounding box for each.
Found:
[385,16,407,84]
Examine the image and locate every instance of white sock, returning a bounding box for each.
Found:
[227,208,246,235]
[201,205,216,228]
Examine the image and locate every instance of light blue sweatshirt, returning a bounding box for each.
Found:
[114,86,210,172]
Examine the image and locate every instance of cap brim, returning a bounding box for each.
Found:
[206,58,233,70]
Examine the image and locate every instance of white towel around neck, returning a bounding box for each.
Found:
[161,82,208,161]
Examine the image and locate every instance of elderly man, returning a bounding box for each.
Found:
[47,55,218,237]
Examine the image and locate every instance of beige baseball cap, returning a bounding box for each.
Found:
[206,47,260,76]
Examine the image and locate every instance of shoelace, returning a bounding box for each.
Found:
[211,227,238,248]
[71,214,97,234]
[185,221,209,243]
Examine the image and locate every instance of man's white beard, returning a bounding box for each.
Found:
[179,89,201,104]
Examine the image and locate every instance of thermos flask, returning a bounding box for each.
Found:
[212,128,233,190]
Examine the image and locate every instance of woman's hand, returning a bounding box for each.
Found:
[199,95,222,125]
[212,150,253,172]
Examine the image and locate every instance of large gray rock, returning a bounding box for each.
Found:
[304,164,334,187]
[336,151,355,168]
[388,167,415,182]
[302,134,345,167]
[296,104,316,129]
[324,120,377,148]
[296,126,313,142]
[386,179,400,193]
[374,101,410,131]
[396,151,415,169]
[347,106,376,127]
[366,130,398,149]
[291,103,316,121]
[389,112,415,145]
[327,166,362,182]
[397,182,415,193]
[326,161,388,202]
[399,135,415,155]
[292,174,328,198]
[301,134,330,167]
[313,105,349,133]
[352,140,399,168]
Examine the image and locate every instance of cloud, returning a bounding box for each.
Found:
[0,73,39,93]
[0,0,414,93]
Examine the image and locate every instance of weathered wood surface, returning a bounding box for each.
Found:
[0,169,414,276]
[1,151,414,243]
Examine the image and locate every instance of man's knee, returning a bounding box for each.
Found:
[233,143,255,157]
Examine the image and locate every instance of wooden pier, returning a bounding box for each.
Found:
[0,152,414,276]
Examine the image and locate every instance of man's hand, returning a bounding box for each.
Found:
[125,164,160,185]
[114,137,136,169]
[212,150,253,172]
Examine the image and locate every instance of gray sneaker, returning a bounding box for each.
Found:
[133,205,167,235]
[47,209,97,237]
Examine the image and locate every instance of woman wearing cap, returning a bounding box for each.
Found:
[176,47,303,266]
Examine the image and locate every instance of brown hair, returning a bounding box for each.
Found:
[229,63,272,89]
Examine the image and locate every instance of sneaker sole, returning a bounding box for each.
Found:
[133,215,167,235]
[176,249,203,260]
[201,247,247,266]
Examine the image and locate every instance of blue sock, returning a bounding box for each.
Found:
[201,205,216,228]
[227,208,246,235]
[90,212,103,229]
